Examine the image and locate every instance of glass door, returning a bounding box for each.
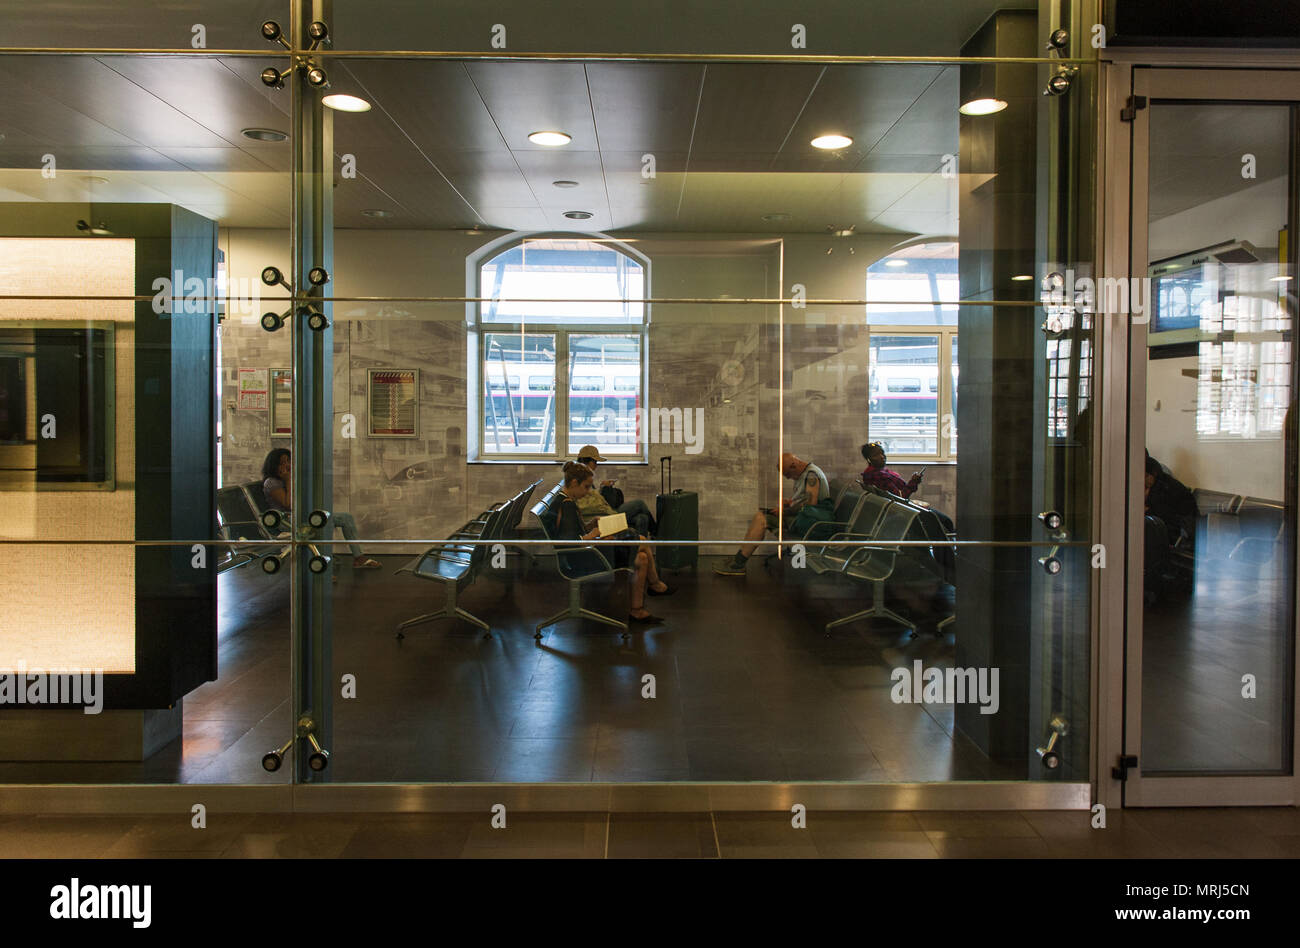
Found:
[1126,68,1300,805]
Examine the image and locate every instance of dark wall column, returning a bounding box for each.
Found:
[955,10,1039,762]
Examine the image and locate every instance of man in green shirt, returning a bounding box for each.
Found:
[573,445,655,536]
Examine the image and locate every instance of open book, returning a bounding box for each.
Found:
[597,512,628,537]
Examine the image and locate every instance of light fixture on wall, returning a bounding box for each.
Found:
[553,180,580,189]
[885,259,908,268]
[959,98,1007,115]
[811,134,853,149]
[75,220,114,236]
[529,131,572,146]
[1012,274,1033,281]
[361,208,392,219]
[563,210,593,220]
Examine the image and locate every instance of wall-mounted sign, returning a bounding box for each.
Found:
[270,368,292,436]
[368,369,419,438]
[237,367,267,411]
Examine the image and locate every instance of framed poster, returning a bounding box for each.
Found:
[368,368,419,438]
[237,367,268,410]
[270,368,292,437]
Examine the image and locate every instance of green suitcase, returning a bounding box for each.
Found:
[654,456,698,570]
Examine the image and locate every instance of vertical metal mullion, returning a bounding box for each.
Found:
[941,329,954,463]
[556,331,570,458]
[290,0,333,784]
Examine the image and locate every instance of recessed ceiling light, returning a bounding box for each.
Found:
[831,226,855,238]
[959,98,1008,116]
[361,209,392,219]
[762,212,792,223]
[885,259,909,268]
[563,210,593,220]
[1011,274,1034,281]
[529,131,572,146]
[553,180,580,188]
[242,128,289,142]
[811,134,853,150]
[322,94,372,113]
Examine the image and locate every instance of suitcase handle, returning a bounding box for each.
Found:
[660,455,671,494]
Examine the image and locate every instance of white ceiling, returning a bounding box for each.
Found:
[0,54,973,236]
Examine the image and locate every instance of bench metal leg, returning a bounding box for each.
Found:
[824,580,915,637]
[936,614,956,634]
[397,582,491,639]
[534,580,629,640]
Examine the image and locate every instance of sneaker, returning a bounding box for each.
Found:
[713,556,748,576]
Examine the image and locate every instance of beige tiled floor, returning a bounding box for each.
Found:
[1,808,1297,858]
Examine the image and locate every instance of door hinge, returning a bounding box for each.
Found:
[1112,754,1138,780]
[1120,95,1147,122]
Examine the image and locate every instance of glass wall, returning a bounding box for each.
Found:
[0,1,1099,790]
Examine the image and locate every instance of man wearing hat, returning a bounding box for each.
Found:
[574,445,657,537]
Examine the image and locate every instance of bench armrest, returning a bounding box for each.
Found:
[560,544,615,572]
[802,519,850,542]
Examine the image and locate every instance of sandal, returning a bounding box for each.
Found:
[353,557,383,569]
[628,613,664,625]
[647,584,675,597]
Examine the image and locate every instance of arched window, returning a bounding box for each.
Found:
[469,235,649,461]
[865,240,958,460]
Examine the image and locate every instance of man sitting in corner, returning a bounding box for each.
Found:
[859,440,922,499]
[714,452,830,576]
[1144,451,1197,596]
[574,444,657,537]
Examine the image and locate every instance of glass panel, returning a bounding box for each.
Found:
[868,334,939,457]
[567,333,641,457]
[483,331,556,455]
[330,1,1061,58]
[0,2,288,50]
[1141,102,1295,775]
[314,50,1094,786]
[0,51,293,785]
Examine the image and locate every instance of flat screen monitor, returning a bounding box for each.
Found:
[1151,263,1215,335]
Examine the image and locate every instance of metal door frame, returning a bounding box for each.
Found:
[1098,58,1300,807]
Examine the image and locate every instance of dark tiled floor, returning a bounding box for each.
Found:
[1,549,1018,785]
[1,808,1297,858]
[1142,552,1291,773]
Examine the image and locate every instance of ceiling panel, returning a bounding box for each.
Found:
[689,64,824,157]
[0,57,230,149]
[587,62,704,154]
[782,64,947,164]
[0,56,964,236]
[464,62,600,152]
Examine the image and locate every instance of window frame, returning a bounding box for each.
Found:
[467,232,651,463]
[865,325,959,463]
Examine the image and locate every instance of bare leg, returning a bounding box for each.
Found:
[739,509,770,558]
[630,551,650,617]
[641,540,666,590]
